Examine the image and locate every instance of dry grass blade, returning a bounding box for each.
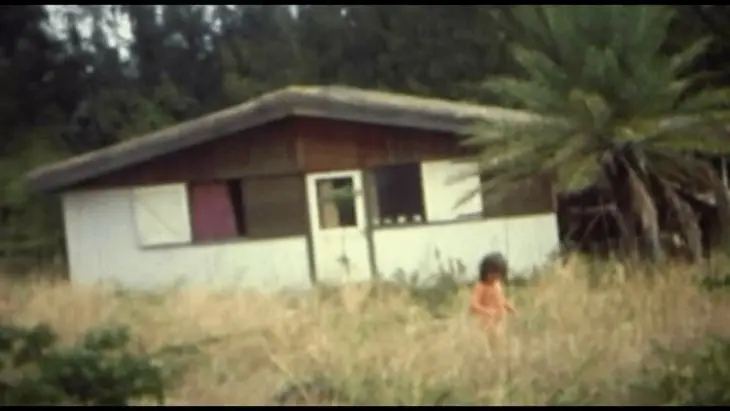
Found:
[0,256,728,405]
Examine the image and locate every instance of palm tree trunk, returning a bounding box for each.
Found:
[613,208,639,260]
[603,148,669,262]
[606,165,663,262]
[703,164,730,249]
[658,178,703,262]
[626,166,664,262]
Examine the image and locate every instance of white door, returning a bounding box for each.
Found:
[306,170,372,285]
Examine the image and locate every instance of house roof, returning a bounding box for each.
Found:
[25,85,532,193]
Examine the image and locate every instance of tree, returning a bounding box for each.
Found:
[678,6,730,88]
[463,6,730,262]
[0,6,80,267]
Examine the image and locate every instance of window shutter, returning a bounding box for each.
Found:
[132,184,192,246]
[421,160,483,221]
[243,175,307,238]
[188,182,239,242]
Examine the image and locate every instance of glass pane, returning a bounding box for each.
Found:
[316,177,357,229]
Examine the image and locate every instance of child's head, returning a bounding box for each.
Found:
[478,252,508,283]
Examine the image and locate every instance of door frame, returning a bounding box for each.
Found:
[305,169,376,283]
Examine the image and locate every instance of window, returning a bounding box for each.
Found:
[187,180,247,242]
[420,160,482,222]
[316,177,357,229]
[132,176,309,248]
[132,184,193,247]
[369,163,425,226]
[244,175,308,238]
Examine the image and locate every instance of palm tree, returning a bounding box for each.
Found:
[463,6,730,262]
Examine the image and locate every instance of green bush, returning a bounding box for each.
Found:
[632,335,730,405]
[0,323,188,405]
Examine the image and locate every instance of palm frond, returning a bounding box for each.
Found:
[676,88,730,113]
[463,4,728,221]
[641,110,730,153]
[647,132,730,154]
[565,89,612,133]
[462,115,572,147]
[643,149,714,188]
[668,37,712,75]
[622,6,675,70]
[556,152,603,191]
[510,45,569,92]
[481,77,567,114]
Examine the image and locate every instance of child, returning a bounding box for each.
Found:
[470,252,515,331]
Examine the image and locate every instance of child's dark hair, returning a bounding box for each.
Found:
[478,252,508,282]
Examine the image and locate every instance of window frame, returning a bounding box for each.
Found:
[368,162,427,227]
[131,183,194,248]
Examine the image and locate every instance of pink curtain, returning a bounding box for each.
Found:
[188,182,238,241]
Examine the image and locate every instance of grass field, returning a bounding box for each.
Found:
[1,255,730,405]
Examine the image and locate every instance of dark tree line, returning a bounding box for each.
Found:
[0,5,728,265]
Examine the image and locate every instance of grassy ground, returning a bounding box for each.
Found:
[1,255,729,405]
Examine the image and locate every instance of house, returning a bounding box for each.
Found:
[25,86,560,291]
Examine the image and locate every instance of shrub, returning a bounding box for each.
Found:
[632,335,730,405]
[0,323,188,405]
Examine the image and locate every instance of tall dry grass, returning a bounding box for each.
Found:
[1,256,729,405]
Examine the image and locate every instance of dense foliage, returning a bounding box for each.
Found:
[1,5,730,266]
[464,6,730,262]
[0,323,188,405]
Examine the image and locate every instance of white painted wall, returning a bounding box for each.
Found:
[59,159,558,292]
[61,188,312,292]
[385,158,559,284]
[373,213,559,284]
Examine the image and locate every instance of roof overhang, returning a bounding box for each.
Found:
[25,85,532,193]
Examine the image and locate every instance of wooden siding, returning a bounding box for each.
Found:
[243,174,308,239]
[78,119,299,189]
[294,117,460,172]
[76,117,462,189]
[71,115,553,229]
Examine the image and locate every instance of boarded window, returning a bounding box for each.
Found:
[188,181,246,242]
[132,184,192,247]
[420,159,483,222]
[368,163,425,226]
[243,175,308,238]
